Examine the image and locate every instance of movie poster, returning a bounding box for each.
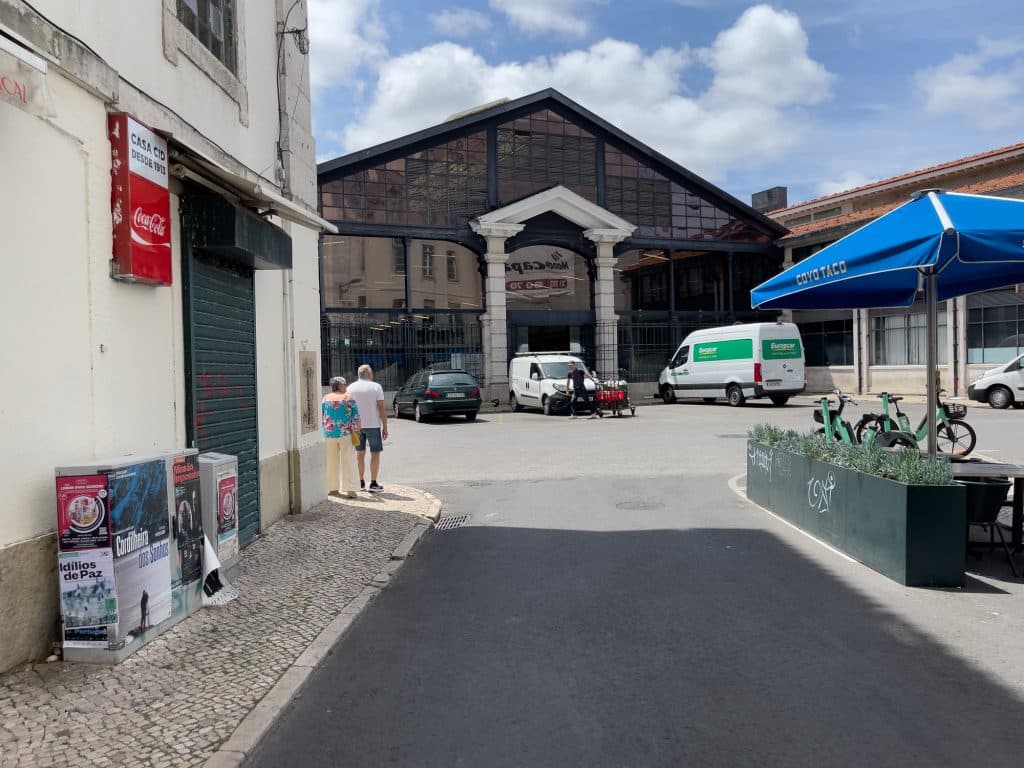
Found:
[217,472,239,561]
[56,475,111,551]
[108,460,171,643]
[59,548,117,648]
[171,455,203,588]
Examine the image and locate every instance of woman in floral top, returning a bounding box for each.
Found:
[322,376,361,498]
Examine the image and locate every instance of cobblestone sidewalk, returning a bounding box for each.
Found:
[0,486,439,768]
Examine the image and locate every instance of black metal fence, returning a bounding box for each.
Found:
[321,311,484,390]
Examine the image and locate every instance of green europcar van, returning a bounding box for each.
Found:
[392,369,482,422]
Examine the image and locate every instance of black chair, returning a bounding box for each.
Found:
[959,477,1018,577]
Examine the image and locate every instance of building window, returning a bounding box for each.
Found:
[421,244,434,279]
[357,296,367,308]
[447,251,458,281]
[392,298,406,309]
[176,0,236,73]
[798,318,854,366]
[967,291,1024,363]
[423,299,435,309]
[871,308,947,365]
[393,238,406,276]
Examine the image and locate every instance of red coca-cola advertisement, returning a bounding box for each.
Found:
[108,112,172,285]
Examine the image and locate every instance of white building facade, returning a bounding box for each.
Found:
[0,0,331,671]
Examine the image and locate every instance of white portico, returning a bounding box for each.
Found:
[470,185,635,398]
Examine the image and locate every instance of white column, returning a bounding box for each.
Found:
[584,228,631,379]
[470,221,523,401]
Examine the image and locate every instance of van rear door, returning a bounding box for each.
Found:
[759,326,804,392]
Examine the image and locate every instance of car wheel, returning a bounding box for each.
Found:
[392,400,400,419]
[727,385,745,407]
[702,397,716,404]
[988,385,1013,410]
[542,396,552,416]
[510,392,523,412]
[465,412,477,421]
[661,385,676,404]
[414,402,425,423]
[770,395,789,406]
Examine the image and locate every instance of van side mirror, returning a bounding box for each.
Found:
[531,373,539,380]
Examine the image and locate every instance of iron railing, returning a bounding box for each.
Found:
[322,311,484,390]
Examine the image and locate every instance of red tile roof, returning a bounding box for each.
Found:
[780,172,1024,241]
[771,140,1024,215]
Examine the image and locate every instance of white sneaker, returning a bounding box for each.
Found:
[569,415,577,420]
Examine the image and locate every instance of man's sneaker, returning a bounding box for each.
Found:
[368,481,384,493]
[569,415,577,420]
[360,479,365,490]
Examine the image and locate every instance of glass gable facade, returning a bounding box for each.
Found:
[320,132,488,228]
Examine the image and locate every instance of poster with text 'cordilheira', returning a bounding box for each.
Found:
[59,548,117,648]
[108,460,171,643]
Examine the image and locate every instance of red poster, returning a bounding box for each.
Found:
[218,475,237,537]
[108,112,172,285]
[56,475,111,551]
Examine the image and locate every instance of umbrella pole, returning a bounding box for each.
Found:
[926,272,938,459]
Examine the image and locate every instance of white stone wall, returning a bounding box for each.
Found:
[0,0,324,669]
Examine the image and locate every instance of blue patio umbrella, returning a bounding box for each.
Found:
[752,190,1024,456]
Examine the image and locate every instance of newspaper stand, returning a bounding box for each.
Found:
[198,453,240,571]
[55,451,183,663]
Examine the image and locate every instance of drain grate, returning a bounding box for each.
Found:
[615,498,665,511]
[435,515,468,531]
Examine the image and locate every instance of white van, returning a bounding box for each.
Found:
[658,322,805,406]
[968,352,1024,408]
[509,353,597,415]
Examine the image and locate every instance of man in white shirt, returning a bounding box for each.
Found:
[346,364,389,492]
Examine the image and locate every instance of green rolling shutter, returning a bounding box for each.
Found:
[187,254,261,546]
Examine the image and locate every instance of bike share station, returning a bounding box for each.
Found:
[751,190,1024,583]
[55,450,240,663]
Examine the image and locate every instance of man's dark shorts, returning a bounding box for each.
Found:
[356,427,383,453]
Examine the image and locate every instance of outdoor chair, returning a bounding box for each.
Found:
[961,477,1019,578]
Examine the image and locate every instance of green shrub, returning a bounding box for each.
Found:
[747,424,953,485]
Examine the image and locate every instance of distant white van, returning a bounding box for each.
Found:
[509,353,597,415]
[658,322,805,406]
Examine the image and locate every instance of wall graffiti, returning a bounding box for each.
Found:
[807,472,837,515]
[748,444,774,481]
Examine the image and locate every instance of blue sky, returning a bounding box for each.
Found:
[307,0,1024,207]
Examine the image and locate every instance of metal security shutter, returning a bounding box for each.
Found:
[188,253,261,546]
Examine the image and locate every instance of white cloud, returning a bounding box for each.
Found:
[338,5,835,184]
[489,0,601,37]
[815,171,874,197]
[307,0,388,96]
[429,7,492,38]
[915,38,1024,130]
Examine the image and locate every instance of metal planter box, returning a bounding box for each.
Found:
[746,441,966,587]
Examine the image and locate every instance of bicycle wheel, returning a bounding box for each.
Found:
[854,418,881,445]
[936,419,977,456]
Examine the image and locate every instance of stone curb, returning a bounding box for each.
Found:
[201,487,441,767]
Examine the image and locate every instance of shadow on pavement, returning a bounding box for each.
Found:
[247,526,1024,768]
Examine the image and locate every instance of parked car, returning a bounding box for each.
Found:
[508,353,598,415]
[392,369,482,422]
[658,322,806,407]
[968,352,1024,409]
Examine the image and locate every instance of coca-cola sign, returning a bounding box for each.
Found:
[109,113,172,285]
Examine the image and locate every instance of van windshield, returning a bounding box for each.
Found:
[540,361,584,379]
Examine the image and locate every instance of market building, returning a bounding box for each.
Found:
[317,90,787,399]
[0,0,332,671]
[769,142,1024,396]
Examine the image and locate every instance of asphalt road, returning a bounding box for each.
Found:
[247,399,1024,768]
